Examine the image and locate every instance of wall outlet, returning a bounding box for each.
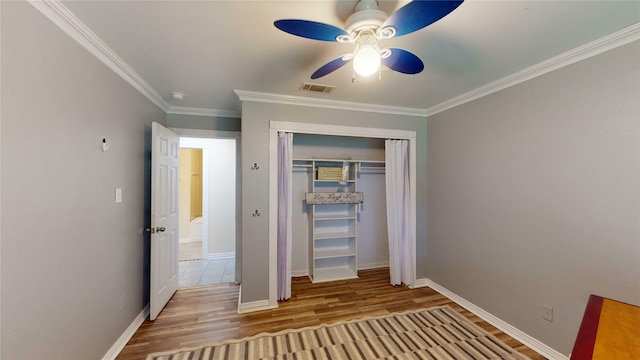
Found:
[543,305,553,322]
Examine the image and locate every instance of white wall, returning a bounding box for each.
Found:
[1,2,165,358]
[178,149,193,241]
[207,138,236,256]
[426,41,640,355]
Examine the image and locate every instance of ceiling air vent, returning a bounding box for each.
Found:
[300,82,335,94]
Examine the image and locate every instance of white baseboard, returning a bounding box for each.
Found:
[419,278,568,360]
[237,285,277,314]
[208,252,235,260]
[358,261,389,270]
[237,299,276,314]
[292,269,309,277]
[101,304,149,360]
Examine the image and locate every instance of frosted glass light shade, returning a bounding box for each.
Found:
[353,45,380,77]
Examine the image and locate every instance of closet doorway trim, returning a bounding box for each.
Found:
[268,121,417,308]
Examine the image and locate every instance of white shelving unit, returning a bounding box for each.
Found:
[305,160,359,282]
[293,158,385,283]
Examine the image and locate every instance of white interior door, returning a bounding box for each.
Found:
[150,122,180,320]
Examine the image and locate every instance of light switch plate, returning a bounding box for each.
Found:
[543,305,553,322]
[115,188,122,203]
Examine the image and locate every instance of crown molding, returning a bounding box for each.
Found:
[426,22,640,116]
[167,106,241,119]
[28,0,171,112]
[234,90,427,117]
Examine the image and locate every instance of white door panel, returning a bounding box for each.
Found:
[150,122,179,320]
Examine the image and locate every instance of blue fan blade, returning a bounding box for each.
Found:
[274,19,348,42]
[382,48,424,74]
[382,0,464,37]
[311,56,352,79]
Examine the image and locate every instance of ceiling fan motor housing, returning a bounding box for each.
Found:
[345,0,388,37]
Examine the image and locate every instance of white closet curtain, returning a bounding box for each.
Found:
[277,132,293,300]
[385,139,412,286]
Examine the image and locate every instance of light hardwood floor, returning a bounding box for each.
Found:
[117,268,546,359]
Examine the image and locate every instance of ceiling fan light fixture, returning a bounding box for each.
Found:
[352,30,380,77]
[353,44,380,77]
[274,0,464,79]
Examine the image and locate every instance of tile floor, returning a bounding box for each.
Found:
[179,241,203,261]
[178,258,236,288]
[178,241,236,288]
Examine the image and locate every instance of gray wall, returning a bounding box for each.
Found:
[426,41,640,355]
[293,134,385,161]
[239,102,427,303]
[1,2,165,359]
[166,113,240,132]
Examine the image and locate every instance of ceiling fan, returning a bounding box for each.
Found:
[274,0,464,80]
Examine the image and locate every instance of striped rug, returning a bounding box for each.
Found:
[146,306,531,360]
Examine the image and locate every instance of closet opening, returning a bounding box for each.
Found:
[290,134,389,282]
[268,121,416,308]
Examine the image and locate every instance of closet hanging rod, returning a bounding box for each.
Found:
[292,158,385,163]
[292,163,313,168]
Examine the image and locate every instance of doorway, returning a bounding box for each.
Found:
[176,133,239,288]
[178,148,204,262]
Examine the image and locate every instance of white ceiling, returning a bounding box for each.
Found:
[58,0,639,116]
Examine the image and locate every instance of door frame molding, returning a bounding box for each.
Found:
[267,121,417,309]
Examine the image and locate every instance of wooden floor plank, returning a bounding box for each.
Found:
[116,268,546,359]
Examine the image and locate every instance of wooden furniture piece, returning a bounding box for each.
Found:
[570,294,640,359]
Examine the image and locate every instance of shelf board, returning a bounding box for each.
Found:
[314,179,355,183]
[314,248,356,259]
[292,157,384,164]
[313,232,356,240]
[314,214,356,221]
[311,267,358,283]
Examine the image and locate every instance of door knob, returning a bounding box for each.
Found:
[156,227,166,232]
[145,227,166,233]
